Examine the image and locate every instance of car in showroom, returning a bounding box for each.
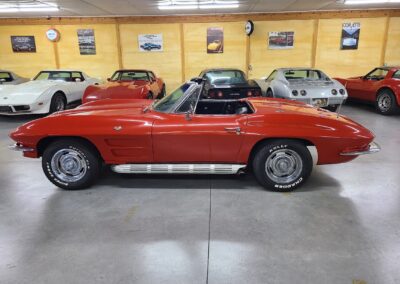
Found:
[0,70,29,85]
[9,79,379,192]
[258,68,348,111]
[83,69,165,103]
[199,68,261,99]
[0,69,100,115]
[140,42,161,51]
[207,40,223,52]
[335,66,400,115]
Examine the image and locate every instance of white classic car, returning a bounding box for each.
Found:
[0,70,101,115]
[0,70,29,85]
[257,68,348,111]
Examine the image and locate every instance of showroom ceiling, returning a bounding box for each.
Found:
[0,0,399,17]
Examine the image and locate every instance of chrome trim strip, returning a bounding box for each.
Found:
[340,142,381,156]
[9,144,35,152]
[111,164,247,175]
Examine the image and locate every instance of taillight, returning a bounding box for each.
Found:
[217,91,223,98]
[209,91,215,98]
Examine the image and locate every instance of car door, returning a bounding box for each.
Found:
[69,72,89,101]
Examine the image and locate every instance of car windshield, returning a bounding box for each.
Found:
[284,69,327,80]
[34,71,72,81]
[153,83,193,113]
[0,72,12,82]
[111,71,149,81]
[203,70,246,85]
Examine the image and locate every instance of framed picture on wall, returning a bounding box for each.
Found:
[207,27,224,54]
[77,29,96,55]
[11,36,36,53]
[138,34,163,52]
[268,31,294,49]
[340,22,360,50]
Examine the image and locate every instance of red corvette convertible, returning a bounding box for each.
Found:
[82,69,165,103]
[335,66,400,115]
[9,79,380,192]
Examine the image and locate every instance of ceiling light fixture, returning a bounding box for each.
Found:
[0,1,59,13]
[158,0,239,10]
[344,0,400,4]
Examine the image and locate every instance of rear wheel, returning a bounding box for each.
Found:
[252,139,313,192]
[42,139,101,190]
[266,89,274,98]
[49,93,66,114]
[375,89,398,115]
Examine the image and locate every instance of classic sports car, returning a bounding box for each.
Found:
[83,69,165,104]
[0,70,100,115]
[207,40,222,52]
[140,43,161,51]
[9,79,379,192]
[258,68,348,111]
[335,66,400,115]
[0,70,29,85]
[200,68,261,99]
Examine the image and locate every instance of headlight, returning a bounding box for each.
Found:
[331,89,338,95]
[300,90,307,96]
[292,90,298,96]
[339,89,345,95]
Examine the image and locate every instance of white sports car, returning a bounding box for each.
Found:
[257,68,348,111]
[0,70,29,86]
[0,70,101,115]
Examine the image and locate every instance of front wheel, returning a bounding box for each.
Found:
[49,93,66,114]
[252,140,313,192]
[42,139,101,190]
[375,89,398,115]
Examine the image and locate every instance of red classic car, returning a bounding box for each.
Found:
[335,66,400,115]
[82,69,165,103]
[9,79,380,192]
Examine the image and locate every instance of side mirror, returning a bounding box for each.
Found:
[74,78,82,82]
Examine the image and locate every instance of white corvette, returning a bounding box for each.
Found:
[0,70,101,115]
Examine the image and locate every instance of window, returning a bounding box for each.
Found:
[148,72,156,81]
[392,70,400,79]
[153,83,193,113]
[284,70,322,80]
[365,68,388,80]
[72,72,84,82]
[203,70,246,85]
[177,89,200,113]
[34,71,72,81]
[266,70,277,82]
[0,72,12,82]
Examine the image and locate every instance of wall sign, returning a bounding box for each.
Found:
[268,31,294,49]
[46,28,60,42]
[11,36,36,53]
[77,29,96,55]
[138,34,163,52]
[207,27,224,54]
[341,22,361,50]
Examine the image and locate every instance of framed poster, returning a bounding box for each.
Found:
[11,36,36,53]
[268,31,294,49]
[341,22,360,50]
[138,34,163,52]
[207,27,223,54]
[77,29,96,55]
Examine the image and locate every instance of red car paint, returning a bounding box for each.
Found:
[82,69,164,103]
[335,66,400,105]
[10,97,375,166]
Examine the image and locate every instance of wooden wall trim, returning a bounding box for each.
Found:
[115,22,123,69]
[311,19,319,68]
[179,23,186,82]
[380,16,390,66]
[0,9,399,26]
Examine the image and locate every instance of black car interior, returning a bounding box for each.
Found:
[195,99,253,115]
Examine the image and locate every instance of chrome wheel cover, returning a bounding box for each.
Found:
[55,96,65,111]
[50,149,87,183]
[265,149,303,184]
[378,93,391,112]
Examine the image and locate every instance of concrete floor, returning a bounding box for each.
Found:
[0,103,399,284]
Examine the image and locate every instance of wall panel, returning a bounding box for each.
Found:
[385,17,400,66]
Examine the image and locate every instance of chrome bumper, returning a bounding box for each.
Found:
[9,143,35,152]
[340,142,381,156]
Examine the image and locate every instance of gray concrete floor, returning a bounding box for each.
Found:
[0,103,399,284]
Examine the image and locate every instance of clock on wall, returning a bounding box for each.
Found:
[46,28,60,42]
[245,20,254,36]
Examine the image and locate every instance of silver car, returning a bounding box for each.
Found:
[0,70,29,85]
[257,68,348,111]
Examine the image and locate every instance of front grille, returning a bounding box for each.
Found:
[0,106,12,113]
[14,105,30,111]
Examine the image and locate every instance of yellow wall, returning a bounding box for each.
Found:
[385,17,400,66]
[315,17,387,78]
[0,25,56,78]
[56,24,120,80]
[119,23,182,93]
[0,14,399,90]
[183,22,247,80]
[249,20,315,79]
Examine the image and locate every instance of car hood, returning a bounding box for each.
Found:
[0,80,60,104]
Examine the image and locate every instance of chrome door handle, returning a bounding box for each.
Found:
[224,127,241,135]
